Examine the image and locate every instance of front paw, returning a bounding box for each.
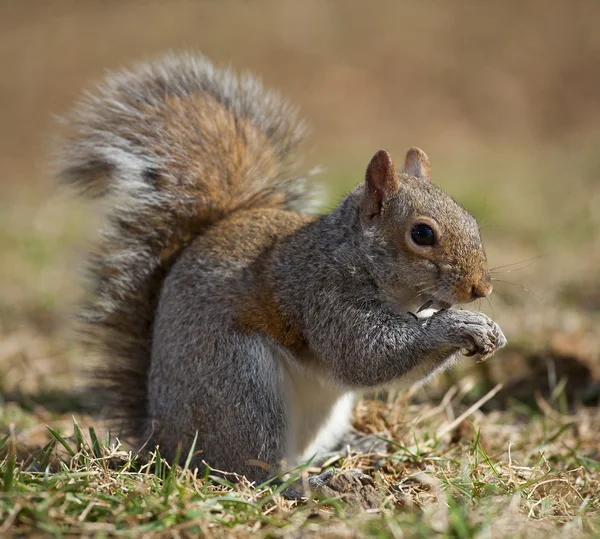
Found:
[433,310,507,360]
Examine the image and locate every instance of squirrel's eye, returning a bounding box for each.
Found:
[411,224,435,246]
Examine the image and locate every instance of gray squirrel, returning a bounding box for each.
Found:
[59,53,506,489]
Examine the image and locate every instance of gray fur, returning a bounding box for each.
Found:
[61,53,505,485]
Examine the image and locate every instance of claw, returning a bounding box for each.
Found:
[307,468,336,490]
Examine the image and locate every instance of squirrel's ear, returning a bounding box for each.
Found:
[362,149,399,224]
[402,147,431,180]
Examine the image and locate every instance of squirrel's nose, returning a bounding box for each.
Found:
[470,280,493,300]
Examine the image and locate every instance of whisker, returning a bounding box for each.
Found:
[490,259,539,274]
[429,283,450,305]
[393,280,455,312]
[491,278,541,301]
[489,255,544,273]
[402,284,444,309]
[395,287,432,309]
[491,289,509,304]
[397,293,424,308]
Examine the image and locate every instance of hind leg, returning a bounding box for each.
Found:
[147,333,289,485]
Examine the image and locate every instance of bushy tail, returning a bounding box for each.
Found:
[58,53,312,436]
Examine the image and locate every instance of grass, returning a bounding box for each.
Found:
[2,387,600,537]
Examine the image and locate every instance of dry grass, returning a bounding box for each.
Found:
[1,1,600,537]
[2,386,600,537]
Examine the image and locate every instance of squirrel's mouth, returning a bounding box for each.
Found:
[417,298,453,312]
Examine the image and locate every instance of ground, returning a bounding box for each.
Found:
[2,2,600,537]
[1,165,599,538]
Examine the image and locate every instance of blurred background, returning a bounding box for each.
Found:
[1,1,600,433]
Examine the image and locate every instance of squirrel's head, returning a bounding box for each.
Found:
[360,148,492,310]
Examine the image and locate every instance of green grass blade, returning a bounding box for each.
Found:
[182,431,198,475]
[2,452,16,492]
[26,439,57,472]
[46,426,76,458]
[72,417,86,453]
[88,426,103,458]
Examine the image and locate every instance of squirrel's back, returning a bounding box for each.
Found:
[59,53,313,434]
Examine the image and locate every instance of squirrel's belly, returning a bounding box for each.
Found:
[277,348,354,465]
[299,393,355,462]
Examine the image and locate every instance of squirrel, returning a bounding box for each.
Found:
[59,52,506,488]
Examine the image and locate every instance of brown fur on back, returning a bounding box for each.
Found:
[219,209,314,352]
